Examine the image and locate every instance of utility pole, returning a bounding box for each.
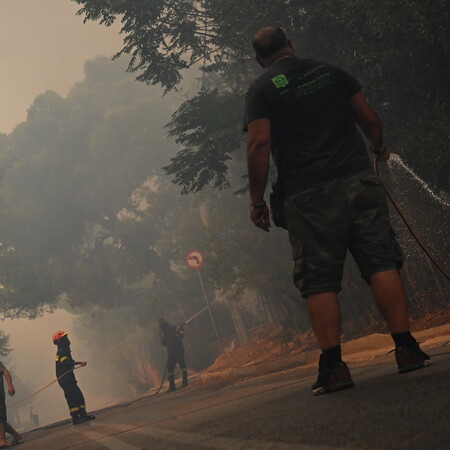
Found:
[186,250,224,353]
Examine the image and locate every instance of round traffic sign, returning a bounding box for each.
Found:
[185,250,203,269]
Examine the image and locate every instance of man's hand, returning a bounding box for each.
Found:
[8,385,15,396]
[373,144,391,162]
[250,204,271,232]
[80,361,87,367]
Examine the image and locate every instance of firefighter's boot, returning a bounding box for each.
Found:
[71,412,80,425]
[167,374,176,393]
[74,408,96,425]
[181,369,188,388]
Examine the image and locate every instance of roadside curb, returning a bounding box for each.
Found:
[200,323,450,380]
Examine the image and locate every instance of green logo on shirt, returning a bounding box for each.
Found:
[271,74,289,88]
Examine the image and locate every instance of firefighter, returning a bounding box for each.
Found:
[158,319,188,392]
[52,331,95,425]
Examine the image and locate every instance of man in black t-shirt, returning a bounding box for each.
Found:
[244,27,430,395]
[244,51,371,193]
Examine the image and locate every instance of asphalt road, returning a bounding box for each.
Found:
[18,345,450,449]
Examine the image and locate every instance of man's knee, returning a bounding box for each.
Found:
[369,268,402,282]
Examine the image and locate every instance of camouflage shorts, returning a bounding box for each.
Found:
[286,170,403,298]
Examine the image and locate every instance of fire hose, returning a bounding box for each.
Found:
[6,366,83,409]
[6,307,206,408]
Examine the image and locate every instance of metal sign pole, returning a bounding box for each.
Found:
[196,269,224,353]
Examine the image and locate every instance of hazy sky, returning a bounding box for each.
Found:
[0,0,122,134]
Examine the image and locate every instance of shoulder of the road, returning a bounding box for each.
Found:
[201,323,450,380]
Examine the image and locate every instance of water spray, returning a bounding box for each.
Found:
[374,156,449,281]
[389,154,450,208]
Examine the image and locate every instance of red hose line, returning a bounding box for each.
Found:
[374,158,449,281]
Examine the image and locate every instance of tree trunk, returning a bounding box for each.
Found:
[228,300,249,345]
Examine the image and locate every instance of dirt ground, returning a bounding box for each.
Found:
[203,324,316,373]
[189,306,449,390]
[411,306,450,331]
[204,306,449,373]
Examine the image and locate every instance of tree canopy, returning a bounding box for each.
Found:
[73,0,449,194]
[0,57,179,316]
[0,56,298,326]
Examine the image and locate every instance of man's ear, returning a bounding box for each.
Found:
[255,56,266,68]
[288,39,294,52]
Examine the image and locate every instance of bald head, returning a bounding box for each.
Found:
[252,27,292,63]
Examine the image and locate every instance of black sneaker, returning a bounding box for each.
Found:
[311,360,354,396]
[166,385,176,393]
[395,343,431,374]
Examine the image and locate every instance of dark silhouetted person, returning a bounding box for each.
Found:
[158,319,188,392]
[52,331,95,424]
[244,26,430,395]
[0,361,23,446]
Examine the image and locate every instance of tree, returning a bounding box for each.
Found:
[163,88,244,193]
[73,0,449,193]
[0,56,180,316]
[0,331,11,358]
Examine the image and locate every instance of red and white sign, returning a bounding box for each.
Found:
[185,250,203,269]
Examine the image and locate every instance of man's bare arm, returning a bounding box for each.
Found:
[350,92,390,161]
[3,369,15,396]
[247,118,271,231]
[247,118,271,203]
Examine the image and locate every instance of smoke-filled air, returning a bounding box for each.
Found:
[0,0,448,446]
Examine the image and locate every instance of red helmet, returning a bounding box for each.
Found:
[52,331,68,344]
